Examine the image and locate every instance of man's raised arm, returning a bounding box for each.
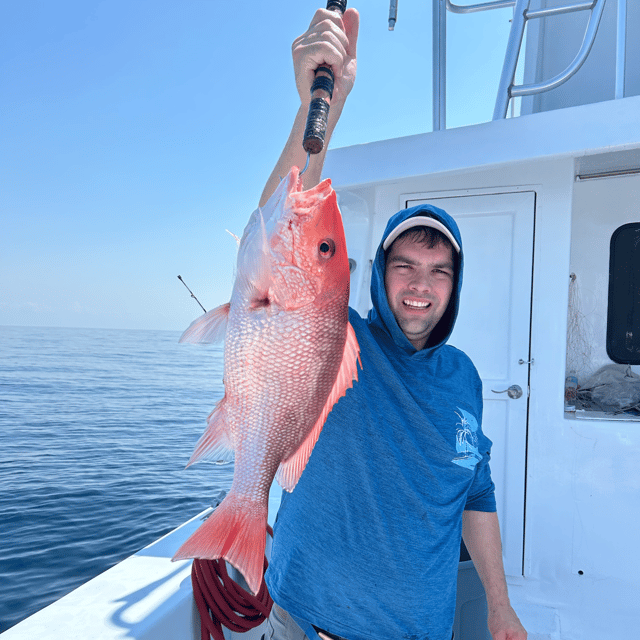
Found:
[259,7,359,207]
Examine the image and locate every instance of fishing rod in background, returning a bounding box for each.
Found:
[177,275,207,314]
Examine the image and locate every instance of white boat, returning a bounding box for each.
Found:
[4,1,639,638]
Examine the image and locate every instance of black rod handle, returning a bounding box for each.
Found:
[302,1,347,156]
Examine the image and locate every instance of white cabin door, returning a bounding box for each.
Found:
[406,190,535,577]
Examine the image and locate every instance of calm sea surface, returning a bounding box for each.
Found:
[0,325,231,633]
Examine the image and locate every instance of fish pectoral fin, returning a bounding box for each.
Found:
[338,320,362,387]
[179,303,230,344]
[186,397,234,467]
[276,322,361,492]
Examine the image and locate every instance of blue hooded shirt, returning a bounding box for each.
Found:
[265,204,496,640]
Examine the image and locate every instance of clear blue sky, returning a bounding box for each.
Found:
[1,0,513,331]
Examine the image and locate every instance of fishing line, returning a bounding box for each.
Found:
[566,272,593,381]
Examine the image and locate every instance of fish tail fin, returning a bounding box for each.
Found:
[172,492,267,595]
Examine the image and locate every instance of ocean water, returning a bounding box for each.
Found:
[0,325,232,633]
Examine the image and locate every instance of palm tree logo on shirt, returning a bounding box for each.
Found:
[452,407,482,470]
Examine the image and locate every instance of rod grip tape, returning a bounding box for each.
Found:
[311,69,334,100]
[326,0,347,12]
[303,98,331,155]
[301,0,347,156]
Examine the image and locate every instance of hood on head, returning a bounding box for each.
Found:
[368,204,464,355]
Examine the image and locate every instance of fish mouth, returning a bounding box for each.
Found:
[286,164,334,199]
[289,165,303,192]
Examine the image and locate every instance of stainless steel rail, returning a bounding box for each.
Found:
[446,0,515,14]
[526,1,599,19]
[432,0,625,130]
[615,0,627,99]
[433,0,447,131]
[433,0,519,130]
[492,0,607,120]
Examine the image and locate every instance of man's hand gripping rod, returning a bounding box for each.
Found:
[300,0,347,176]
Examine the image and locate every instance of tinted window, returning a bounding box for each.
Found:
[607,223,640,364]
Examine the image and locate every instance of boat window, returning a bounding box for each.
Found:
[607,223,640,364]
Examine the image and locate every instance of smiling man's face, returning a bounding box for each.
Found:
[384,235,455,350]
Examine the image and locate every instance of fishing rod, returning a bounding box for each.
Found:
[177,275,207,314]
[300,0,348,175]
[302,1,401,171]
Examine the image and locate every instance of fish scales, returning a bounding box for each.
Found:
[172,166,360,594]
[225,304,346,490]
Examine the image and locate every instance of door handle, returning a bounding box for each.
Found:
[491,384,523,399]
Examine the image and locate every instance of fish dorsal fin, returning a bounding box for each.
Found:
[186,397,235,467]
[235,209,274,304]
[179,303,230,344]
[225,229,241,247]
[276,321,361,492]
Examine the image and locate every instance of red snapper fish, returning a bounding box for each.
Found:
[172,166,360,594]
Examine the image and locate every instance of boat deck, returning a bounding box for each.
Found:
[1,486,284,640]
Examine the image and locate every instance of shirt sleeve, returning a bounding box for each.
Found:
[465,448,496,511]
[464,389,497,512]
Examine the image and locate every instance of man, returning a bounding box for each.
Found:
[260,7,527,640]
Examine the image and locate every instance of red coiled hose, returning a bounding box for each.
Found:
[191,526,274,640]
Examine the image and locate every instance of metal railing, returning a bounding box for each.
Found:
[493,0,607,119]
[433,0,517,130]
[431,0,626,130]
[615,0,627,99]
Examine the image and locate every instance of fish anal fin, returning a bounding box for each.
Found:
[186,397,234,467]
[179,303,231,344]
[276,322,361,492]
[172,492,267,595]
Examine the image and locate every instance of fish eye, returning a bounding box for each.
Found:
[318,239,336,258]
